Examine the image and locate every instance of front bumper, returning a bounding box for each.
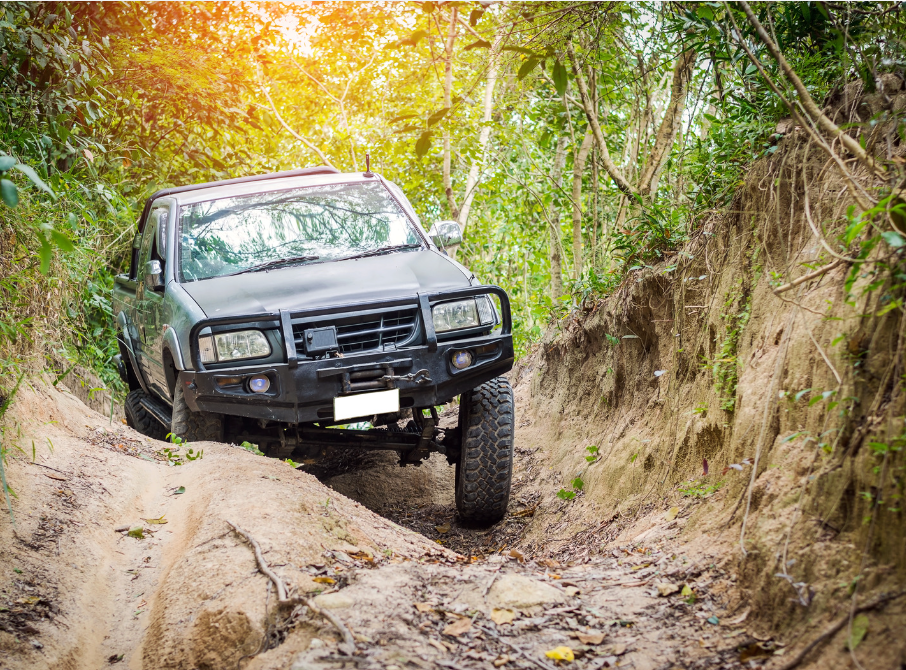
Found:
[177,286,514,424]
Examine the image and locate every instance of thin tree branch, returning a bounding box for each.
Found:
[567,42,638,198]
[256,76,335,169]
[737,0,884,178]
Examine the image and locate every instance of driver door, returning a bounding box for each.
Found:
[135,205,169,400]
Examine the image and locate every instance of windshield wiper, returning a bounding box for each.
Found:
[225,255,320,276]
[337,244,423,262]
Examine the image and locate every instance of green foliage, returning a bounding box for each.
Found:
[678,478,723,498]
[240,441,265,457]
[712,291,751,412]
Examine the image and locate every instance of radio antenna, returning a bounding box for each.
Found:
[363,153,374,178]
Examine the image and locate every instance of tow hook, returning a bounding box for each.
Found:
[381,369,432,385]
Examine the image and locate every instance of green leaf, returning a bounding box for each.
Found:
[127,525,144,539]
[556,488,576,501]
[11,163,55,198]
[794,388,811,402]
[0,179,18,207]
[463,39,491,51]
[552,59,568,97]
[697,5,715,21]
[517,57,540,80]
[427,108,449,126]
[49,228,75,252]
[503,46,536,55]
[571,477,584,491]
[38,237,53,275]
[174,486,186,494]
[415,131,432,158]
[881,231,906,249]
[388,113,418,124]
[846,613,869,650]
[0,156,15,172]
[781,431,803,444]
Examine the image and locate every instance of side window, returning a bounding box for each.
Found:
[155,208,168,259]
[139,216,157,268]
[140,206,168,268]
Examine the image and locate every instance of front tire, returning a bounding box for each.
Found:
[124,390,168,440]
[455,377,514,525]
[170,383,224,442]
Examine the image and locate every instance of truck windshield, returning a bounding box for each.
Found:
[178,181,422,281]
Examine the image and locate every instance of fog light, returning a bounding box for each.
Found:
[451,350,473,370]
[249,375,270,394]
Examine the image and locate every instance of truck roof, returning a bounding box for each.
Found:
[174,171,376,205]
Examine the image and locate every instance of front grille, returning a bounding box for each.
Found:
[293,308,418,356]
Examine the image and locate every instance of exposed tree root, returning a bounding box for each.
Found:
[226,519,358,653]
[774,590,906,670]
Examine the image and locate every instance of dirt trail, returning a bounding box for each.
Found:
[0,379,767,670]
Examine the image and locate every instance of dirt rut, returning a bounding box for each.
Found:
[0,380,790,670]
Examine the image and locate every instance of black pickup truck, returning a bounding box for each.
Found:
[111,166,515,522]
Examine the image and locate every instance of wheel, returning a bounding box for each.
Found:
[455,376,514,524]
[170,383,224,442]
[124,389,168,440]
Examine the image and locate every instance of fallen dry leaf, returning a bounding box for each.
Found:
[545,646,575,661]
[414,602,434,613]
[442,616,472,637]
[576,632,605,645]
[681,584,694,597]
[656,583,680,597]
[313,577,336,585]
[493,654,510,667]
[435,524,450,534]
[601,644,627,656]
[427,638,447,653]
[665,506,680,521]
[490,608,516,624]
[726,607,751,626]
[564,586,580,597]
[508,548,525,562]
[16,596,40,605]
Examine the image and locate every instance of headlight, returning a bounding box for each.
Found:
[432,297,497,333]
[203,330,271,362]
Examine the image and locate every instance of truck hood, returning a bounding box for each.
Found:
[181,250,471,318]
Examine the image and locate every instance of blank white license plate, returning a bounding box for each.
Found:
[333,388,400,422]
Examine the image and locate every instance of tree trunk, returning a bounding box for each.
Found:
[457,26,503,233]
[637,49,696,197]
[548,136,568,302]
[571,128,594,280]
[442,8,459,218]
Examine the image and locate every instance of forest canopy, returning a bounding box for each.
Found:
[1,1,905,390]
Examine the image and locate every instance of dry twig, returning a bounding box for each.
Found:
[226,520,357,653]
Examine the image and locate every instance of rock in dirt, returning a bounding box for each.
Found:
[313,592,355,609]
[487,574,566,609]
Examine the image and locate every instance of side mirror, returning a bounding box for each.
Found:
[428,220,463,249]
[144,260,164,292]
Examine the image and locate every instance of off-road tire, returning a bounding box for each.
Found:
[124,390,168,440]
[455,377,514,525]
[171,383,224,442]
